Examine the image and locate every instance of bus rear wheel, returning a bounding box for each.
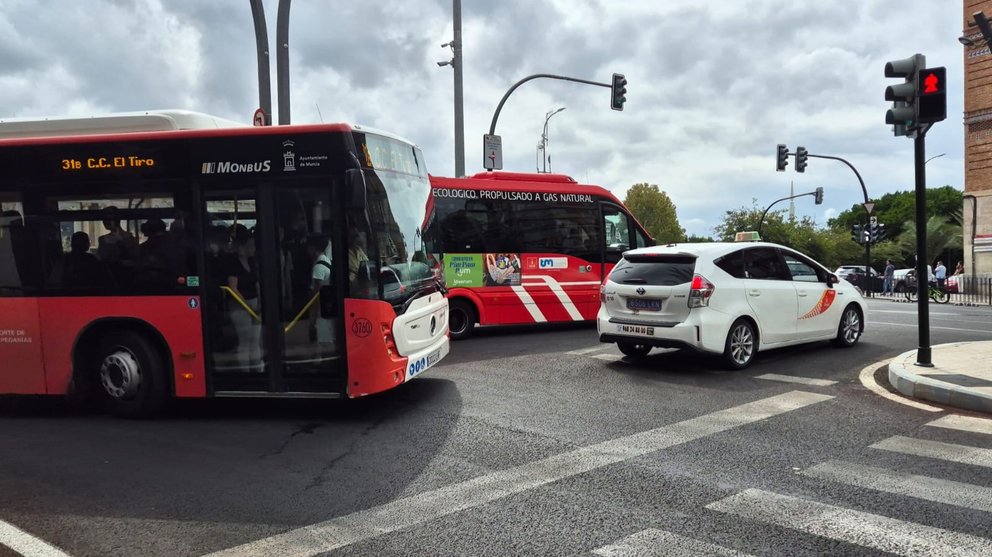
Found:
[448,299,477,340]
[94,331,168,418]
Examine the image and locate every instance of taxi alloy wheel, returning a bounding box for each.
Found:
[723,319,756,370]
[834,305,862,347]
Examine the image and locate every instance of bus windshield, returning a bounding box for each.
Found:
[358,134,439,311]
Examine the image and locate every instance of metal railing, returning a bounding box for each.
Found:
[947,274,992,306]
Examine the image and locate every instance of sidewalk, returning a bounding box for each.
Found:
[888,341,992,414]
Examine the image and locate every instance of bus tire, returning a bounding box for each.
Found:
[93,330,168,418]
[448,299,477,340]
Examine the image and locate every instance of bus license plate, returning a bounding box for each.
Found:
[407,348,442,380]
[627,298,661,311]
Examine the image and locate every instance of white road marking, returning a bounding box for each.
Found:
[755,373,837,387]
[567,345,610,355]
[0,520,72,557]
[707,489,992,557]
[927,414,992,435]
[592,528,753,557]
[801,460,992,513]
[205,391,832,557]
[871,435,992,469]
[869,321,992,335]
[857,362,944,413]
[592,354,624,362]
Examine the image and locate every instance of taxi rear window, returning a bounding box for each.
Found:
[610,254,695,285]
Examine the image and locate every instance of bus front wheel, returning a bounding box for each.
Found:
[448,299,477,340]
[94,331,168,418]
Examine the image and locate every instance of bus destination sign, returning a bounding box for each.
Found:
[61,154,156,171]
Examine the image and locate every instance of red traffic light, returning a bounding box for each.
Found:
[918,67,945,96]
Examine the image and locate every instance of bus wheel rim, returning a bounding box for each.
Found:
[450,309,467,334]
[100,348,142,399]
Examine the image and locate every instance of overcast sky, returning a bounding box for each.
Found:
[0,0,966,237]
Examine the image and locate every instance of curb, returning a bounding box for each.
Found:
[888,344,992,414]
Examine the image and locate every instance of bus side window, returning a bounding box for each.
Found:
[602,204,628,263]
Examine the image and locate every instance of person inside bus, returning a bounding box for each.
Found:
[136,218,184,288]
[306,235,335,347]
[0,210,25,290]
[97,206,138,263]
[226,227,262,371]
[56,231,110,289]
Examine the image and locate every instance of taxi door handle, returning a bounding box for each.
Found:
[797,291,809,297]
[747,289,761,297]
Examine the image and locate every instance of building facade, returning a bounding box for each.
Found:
[963,1,992,274]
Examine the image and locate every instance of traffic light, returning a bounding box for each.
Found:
[851,224,863,244]
[776,144,788,172]
[863,226,871,245]
[884,54,926,136]
[610,73,627,111]
[814,186,823,205]
[795,146,808,173]
[916,67,946,124]
[869,222,887,243]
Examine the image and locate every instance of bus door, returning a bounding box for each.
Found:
[0,197,46,394]
[200,184,346,394]
[272,185,345,393]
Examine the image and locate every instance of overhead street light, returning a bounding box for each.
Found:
[538,107,566,173]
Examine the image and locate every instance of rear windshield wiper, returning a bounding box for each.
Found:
[621,278,647,284]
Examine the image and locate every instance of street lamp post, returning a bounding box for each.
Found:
[437,0,465,176]
[539,107,565,173]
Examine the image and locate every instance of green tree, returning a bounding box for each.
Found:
[827,186,962,239]
[623,183,685,243]
[897,215,963,266]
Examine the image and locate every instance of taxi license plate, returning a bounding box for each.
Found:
[627,298,661,311]
[407,348,442,380]
[618,324,655,336]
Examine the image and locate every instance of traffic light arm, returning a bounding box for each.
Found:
[804,153,869,206]
[488,73,614,136]
[756,191,820,236]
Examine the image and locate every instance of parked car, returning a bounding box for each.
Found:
[598,241,866,369]
[834,265,883,292]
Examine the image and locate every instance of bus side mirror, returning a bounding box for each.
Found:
[319,285,337,318]
[346,169,366,210]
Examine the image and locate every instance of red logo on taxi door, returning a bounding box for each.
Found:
[800,290,836,319]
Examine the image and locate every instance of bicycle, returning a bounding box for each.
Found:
[905,280,949,304]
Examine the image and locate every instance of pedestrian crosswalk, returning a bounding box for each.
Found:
[591,413,992,556]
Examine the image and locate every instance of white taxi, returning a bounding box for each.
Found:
[597,236,866,369]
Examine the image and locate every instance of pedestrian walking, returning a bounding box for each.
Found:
[883,259,895,295]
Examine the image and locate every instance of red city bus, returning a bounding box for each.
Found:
[427,172,653,338]
[0,111,449,416]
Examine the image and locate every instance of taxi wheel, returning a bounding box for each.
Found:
[722,319,757,370]
[448,299,476,340]
[832,304,862,348]
[617,340,651,358]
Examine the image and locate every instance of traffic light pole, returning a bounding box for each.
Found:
[914,129,933,366]
[488,74,611,136]
[756,191,818,237]
[806,153,873,296]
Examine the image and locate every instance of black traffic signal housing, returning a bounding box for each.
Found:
[795,146,808,173]
[869,222,887,244]
[776,144,789,172]
[611,73,627,111]
[851,224,863,245]
[814,186,823,205]
[884,54,926,136]
[916,67,946,124]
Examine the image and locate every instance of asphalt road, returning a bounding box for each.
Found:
[1,297,990,557]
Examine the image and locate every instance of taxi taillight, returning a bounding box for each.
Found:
[688,274,715,308]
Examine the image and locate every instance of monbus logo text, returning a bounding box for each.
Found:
[201,160,272,174]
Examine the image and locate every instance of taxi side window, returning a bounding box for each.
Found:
[744,248,791,281]
[783,254,820,282]
[714,249,746,278]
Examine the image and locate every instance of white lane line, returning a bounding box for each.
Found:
[801,460,992,513]
[927,414,992,435]
[871,435,992,469]
[567,346,611,355]
[755,373,837,387]
[592,528,753,557]
[870,321,992,335]
[205,391,832,557]
[592,354,624,362]
[0,520,72,557]
[706,489,992,557]
[857,362,944,413]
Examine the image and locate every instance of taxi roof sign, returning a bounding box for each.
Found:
[735,231,761,242]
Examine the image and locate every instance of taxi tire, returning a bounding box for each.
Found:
[448,299,476,341]
[722,318,757,370]
[832,304,862,348]
[617,340,651,358]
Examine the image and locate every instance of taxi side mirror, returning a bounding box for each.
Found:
[827,274,840,286]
